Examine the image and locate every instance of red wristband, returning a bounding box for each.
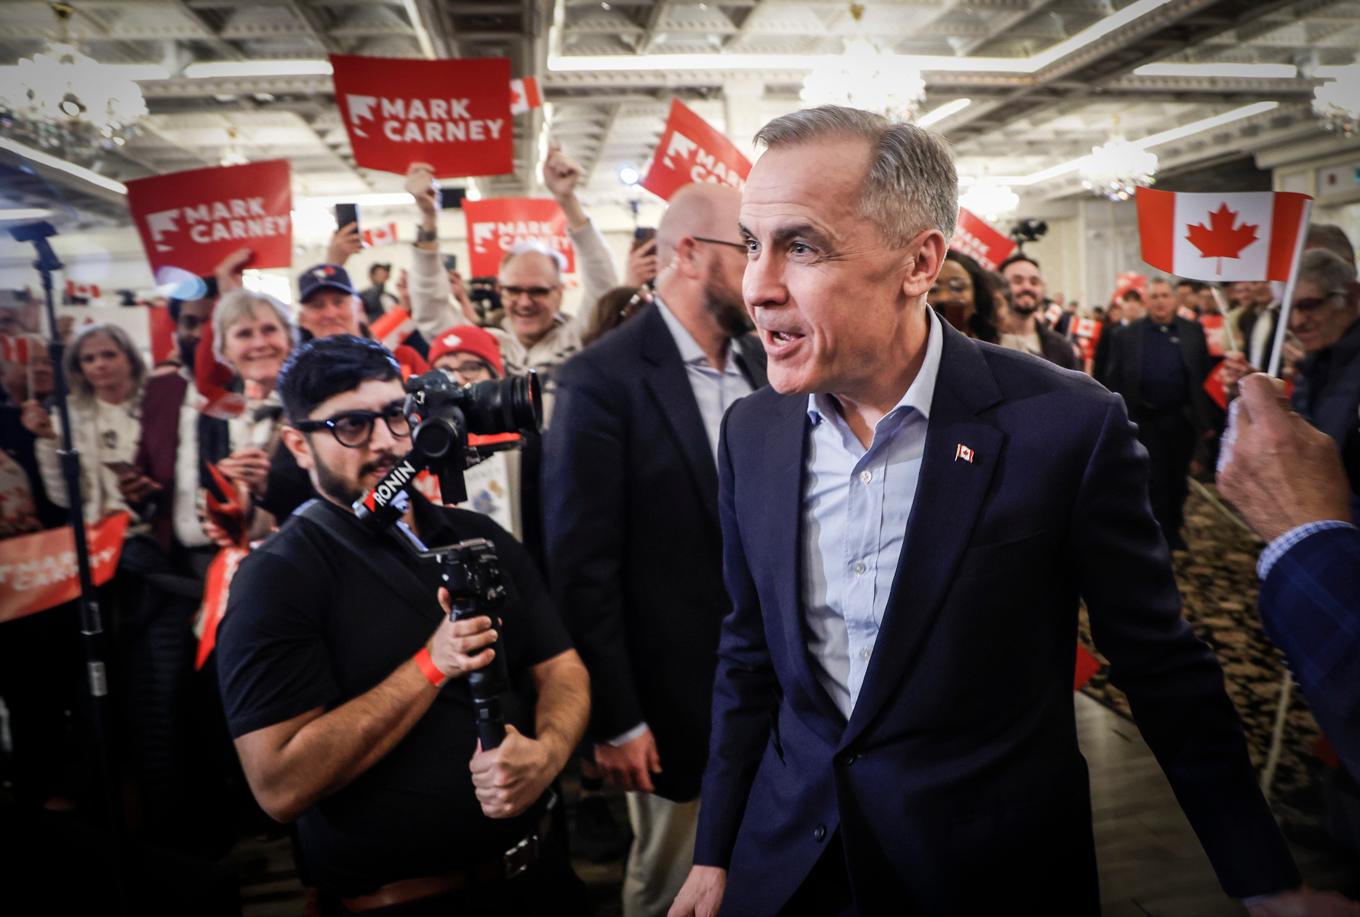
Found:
[415,646,447,688]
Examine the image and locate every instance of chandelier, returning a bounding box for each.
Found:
[959,178,1019,223]
[0,3,148,159]
[1312,63,1360,136]
[1079,135,1157,202]
[800,4,926,122]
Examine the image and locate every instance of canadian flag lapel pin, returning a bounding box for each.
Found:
[954,443,975,464]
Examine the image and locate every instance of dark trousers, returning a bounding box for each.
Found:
[1132,407,1196,546]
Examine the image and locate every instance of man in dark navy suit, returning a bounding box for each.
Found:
[543,182,766,916]
[669,106,1344,916]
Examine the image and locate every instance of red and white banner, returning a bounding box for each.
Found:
[1136,188,1313,282]
[65,280,101,301]
[462,198,575,278]
[641,99,751,201]
[951,208,1017,272]
[362,221,399,248]
[0,513,130,624]
[509,76,542,115]
[127,160,292,277]
[331,54,513,178]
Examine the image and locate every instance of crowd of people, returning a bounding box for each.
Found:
[1,103,1359,915]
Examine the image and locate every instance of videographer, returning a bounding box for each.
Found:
[215,335,591,915]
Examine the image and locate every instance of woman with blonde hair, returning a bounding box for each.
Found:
[23,322,147,523]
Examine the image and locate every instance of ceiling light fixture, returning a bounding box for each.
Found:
[1312,62,1360,135]
[183,59,334,79]
[958,178,1019,222]
[800,4,925,122]
[1079,133,1158,201]
[0,134,127,195]
[1133,62,1298,79]
[0,3,148,160]
[916,98,972,128]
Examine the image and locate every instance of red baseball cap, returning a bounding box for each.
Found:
[427,325,504,377]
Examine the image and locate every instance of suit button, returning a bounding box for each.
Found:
[837,752,858,767]
[813,824,827,842]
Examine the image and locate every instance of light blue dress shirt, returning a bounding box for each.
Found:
[800,308,943,719]
[656,296,754,463]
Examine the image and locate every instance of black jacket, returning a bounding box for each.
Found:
[541,303,766,801]
[1104,316,1214,430]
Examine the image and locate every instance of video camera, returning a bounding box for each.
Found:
[353,368,541,748]
[355,368,541,525]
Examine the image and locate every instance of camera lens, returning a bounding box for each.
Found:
[412,416,461,458]
[462,370,542,436]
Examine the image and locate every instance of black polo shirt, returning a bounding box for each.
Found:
[216,494,572,896]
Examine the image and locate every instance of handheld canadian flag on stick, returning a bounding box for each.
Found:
[1135,187,1313,376]
[362,221,399,248]
[509,76,541,115]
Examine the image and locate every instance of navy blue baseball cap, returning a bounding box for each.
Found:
[298,263,357,302]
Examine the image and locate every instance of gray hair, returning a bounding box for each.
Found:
[500,240,567,279]
[753,105,958,246]
[1305,223,1356,271]
[65,321,146,404]
[212,288,298,365]
[1298,247,1357,298]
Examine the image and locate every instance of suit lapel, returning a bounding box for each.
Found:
[842,325,1005,748]
[638,305,721,533]
[762,392,848,739]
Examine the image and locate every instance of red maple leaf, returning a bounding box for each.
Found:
[1185,203,1259,276]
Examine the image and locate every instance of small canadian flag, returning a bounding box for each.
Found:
[362,222,399,248]
[509,76,542,115]
[954,443,975,464]
[1135,188,1313,282]
[0,334,34,364]
[65,280,100,301]
[1043,302,1064,326]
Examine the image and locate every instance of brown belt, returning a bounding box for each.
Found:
[341,799,556,913]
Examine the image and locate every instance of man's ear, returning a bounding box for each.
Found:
[901,229,948,300]
[673,236,703,281]
[281,425,314,472]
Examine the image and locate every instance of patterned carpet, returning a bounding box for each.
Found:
[1076,481,1326,806]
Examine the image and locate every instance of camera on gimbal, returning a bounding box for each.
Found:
[352,368,541,750]
[356,368,541,522]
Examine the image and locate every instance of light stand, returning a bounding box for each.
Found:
[10,220,128,909]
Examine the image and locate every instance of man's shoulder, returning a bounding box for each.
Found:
[560,307,658,380]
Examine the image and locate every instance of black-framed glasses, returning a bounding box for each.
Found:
[692,236,747,253]
[293,401,411,448]
[1292,292,1344,314]
[500,284,559,301]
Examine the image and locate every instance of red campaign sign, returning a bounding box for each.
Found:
[951,208,1017,272]
[0,513,130,624]
[331,55,513,179]
[462,198,576,278]
[641,99,751,201]
[126,160,292,277]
